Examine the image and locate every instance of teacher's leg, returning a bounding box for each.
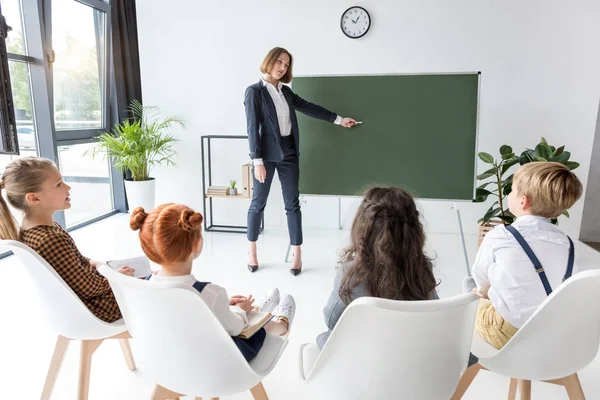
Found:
[247,162,276,269]
[276,154,302,270]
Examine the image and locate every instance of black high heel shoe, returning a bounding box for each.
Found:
[248,264,258,273]
[290,265,302,276]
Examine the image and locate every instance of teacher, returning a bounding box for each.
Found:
[245,47,357,276]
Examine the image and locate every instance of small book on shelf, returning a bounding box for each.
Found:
[106,256,153,278]
[236,311,274,339]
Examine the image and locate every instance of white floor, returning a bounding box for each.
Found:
[1,214,600,399]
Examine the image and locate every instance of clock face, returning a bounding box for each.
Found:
[341,6,371,39]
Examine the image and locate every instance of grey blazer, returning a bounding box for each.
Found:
[316,262,439,349]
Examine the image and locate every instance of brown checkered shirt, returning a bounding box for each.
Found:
[20,224,122,323]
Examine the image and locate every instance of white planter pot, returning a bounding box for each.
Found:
[124,178,156,212]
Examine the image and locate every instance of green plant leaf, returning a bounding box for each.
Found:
[475,188,494,202]
[476,167,498,180]
[498,215,515,224]
[503,183,512,196]
[549,150,570,164]
[501,152,515,160]
[541,137,548,145]
[499,145,513,156]
[501,158,520,176]
[478,152,495,164]
[477,182,492,190]
[520,150,535,165]
[554,145,565,156]
[565,161,580,170]
[533,155,547,162]
[535,143,551,159]
[562,210,570,217]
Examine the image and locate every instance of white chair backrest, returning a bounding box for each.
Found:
[99,264,260,396]
[0,240,120,339]
[307,293,479,400]
[479,269,600,381]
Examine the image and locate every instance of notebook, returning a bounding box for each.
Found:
[236,311,274,339]
[106,256,152,278]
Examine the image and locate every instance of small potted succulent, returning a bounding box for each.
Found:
[229,180,237,196]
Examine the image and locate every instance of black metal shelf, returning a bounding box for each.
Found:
[201,135,264,234]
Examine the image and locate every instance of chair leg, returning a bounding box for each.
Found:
[150,384,184,400]
[518,380,532,400]
[250,382,268,400]
[507,378,518,400]
[450,363,483,400]
[118,338,136,370]
[562,374,585,400]
[41,335,70,400]
[77,339,103,400]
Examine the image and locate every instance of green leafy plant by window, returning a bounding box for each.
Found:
[88,100,186,181]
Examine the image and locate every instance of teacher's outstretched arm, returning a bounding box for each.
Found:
[291,91,358,128]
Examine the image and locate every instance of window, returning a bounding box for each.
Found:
[58,143,113,227]
[52,0,107,132]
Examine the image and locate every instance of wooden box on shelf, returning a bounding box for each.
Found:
[242,163,253,198]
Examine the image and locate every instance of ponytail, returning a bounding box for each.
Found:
[0,181,19,240]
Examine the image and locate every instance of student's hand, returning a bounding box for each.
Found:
[117,266,135,277]
[229,295,247,306]
[254,165,267,183]
[340,117,358,128]
[236,295,255,313]
[90,260,103,270]
[472,288,489,299]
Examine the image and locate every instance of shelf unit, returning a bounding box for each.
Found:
[201,135,264,234]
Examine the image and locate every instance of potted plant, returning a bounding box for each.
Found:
[229,180,237,196]
[89,100,186,212]
[476,137,579,245]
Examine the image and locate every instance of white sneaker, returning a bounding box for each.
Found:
[273,294,296,332]
[257,287,280,313]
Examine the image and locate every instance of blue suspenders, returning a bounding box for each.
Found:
[505,225,574,296]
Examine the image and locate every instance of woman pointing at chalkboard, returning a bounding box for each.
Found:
[245,47,357,276]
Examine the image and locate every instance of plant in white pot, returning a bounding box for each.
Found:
[89,100,186,212]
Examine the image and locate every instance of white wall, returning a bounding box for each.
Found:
[136,0,600,237]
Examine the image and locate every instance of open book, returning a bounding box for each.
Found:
[236,311,274,339]
[106,256,152,278]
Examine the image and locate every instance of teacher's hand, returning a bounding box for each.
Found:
[341,117,358,128]
[254,164,267,183]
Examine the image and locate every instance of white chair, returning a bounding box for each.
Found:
[98,264,288,400]
[0,240,136,400]
[452,269,600,400]
[298,293,479,400]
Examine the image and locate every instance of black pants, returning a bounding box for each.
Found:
[247,135,302,245]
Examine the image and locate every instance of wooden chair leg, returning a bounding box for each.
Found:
[507,378,518,400]
[41,335,70,400]
[450,363,483,400]
[518,380,532,400]
[150,384,184,400]
[562,374,586,400]
[250,382,268,400]
[77,339,103,400]
[119,338,136,370]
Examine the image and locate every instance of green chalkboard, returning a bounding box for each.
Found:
[293,74,479,200]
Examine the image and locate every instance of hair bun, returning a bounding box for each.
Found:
[178,209,203,232]
[130,207,148,231]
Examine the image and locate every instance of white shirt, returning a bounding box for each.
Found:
[254,79,342,166]
[472,215,574,329]
[150,274,248,336]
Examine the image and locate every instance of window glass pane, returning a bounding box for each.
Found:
[0,59,38,222]
[8,60,37,151]
[3,0,26,55]
[53,0,106,130]
[59,143,113,227]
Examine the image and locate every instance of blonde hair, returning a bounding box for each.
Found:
[260,47,293,84]
[513,162,583,218]
[0,157,56,240]
[130,204,204,267]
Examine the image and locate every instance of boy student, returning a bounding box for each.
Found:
[469,162,583,349]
